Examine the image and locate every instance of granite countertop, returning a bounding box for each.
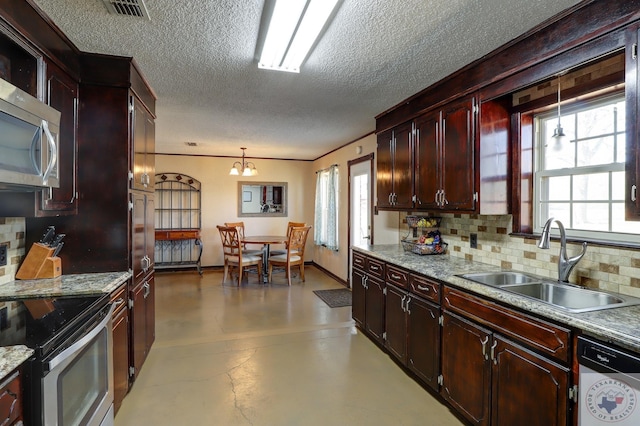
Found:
[0,346,34,380]
[0,271,131,300]
[354,244,640,353]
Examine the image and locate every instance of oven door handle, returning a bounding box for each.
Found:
[47,303,115,372]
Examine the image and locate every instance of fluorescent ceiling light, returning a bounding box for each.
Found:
[258,0,340,73]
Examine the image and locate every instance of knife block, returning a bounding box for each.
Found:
[16,243,62,279]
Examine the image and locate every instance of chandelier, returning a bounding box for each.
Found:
[229,147,258,176]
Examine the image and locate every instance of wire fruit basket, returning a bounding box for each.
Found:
[401,239,448,255]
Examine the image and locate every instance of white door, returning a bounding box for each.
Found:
[349,157,373,286]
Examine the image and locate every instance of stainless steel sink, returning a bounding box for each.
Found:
[502,282,637,313]
[460,272,540,286]
[459,272,640,313]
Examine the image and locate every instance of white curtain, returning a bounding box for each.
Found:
[314,165,339,251]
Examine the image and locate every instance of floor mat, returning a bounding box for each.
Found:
[313,288,352,308]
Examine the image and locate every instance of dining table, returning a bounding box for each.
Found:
[241,235,288,283]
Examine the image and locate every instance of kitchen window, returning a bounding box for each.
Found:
[534,92,640,243]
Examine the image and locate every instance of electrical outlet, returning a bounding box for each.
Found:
[0,307,7,331]
[470,233,478,249]
[0,245,6,266]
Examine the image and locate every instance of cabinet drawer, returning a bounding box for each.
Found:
[443,287,571,363]
[409,274,440,303]
[353,252,366,270]
[386,265,408,289]
[366,258,385,280]
[0,371,22,425]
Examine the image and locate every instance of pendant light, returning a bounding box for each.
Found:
[229,147,258,176]
[551,73,568,150]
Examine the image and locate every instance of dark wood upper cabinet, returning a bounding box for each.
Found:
[626,24,640,219]
[376,122,413,209]
[40,61,78,215]
[378,96,478,212]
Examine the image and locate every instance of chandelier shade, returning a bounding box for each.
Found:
[229,147,258,176]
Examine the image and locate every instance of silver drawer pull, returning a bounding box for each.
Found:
[417,285,430,292]
[370,265,379,270]
[391,273,402,280]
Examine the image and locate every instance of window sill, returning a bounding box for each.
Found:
[509,233,640,251]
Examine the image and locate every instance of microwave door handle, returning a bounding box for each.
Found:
[30,129,41,175]
[41,120,57,185]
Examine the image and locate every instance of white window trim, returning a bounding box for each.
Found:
[532,92,640,244]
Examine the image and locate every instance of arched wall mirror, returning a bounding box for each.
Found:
[238,181,288,217]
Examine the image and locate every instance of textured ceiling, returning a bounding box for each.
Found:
[32,0,580,160]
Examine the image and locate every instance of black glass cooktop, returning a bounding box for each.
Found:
[0,294,109,356]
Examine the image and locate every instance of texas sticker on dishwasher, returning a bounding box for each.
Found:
[579,370,639,425]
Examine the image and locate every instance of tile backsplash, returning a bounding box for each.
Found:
[401,213,640,298]
[0,218,26,285]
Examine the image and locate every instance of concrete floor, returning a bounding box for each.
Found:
[115,267,463,425]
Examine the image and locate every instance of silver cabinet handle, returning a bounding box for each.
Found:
[114,298,125,306]
[481,336,489,360]
[391,273,402,280]
[632,184,637,202]
[400,295,407,312]
[442,190,449,205]
[405,297,411,315]
[490,340,498,364]
[417,284,430,292]
[435,190,440,205]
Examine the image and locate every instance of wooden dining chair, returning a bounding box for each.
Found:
[268,226,311,286]
[224,221,263,257]
[217,225,263,286]
[270,221,306,255]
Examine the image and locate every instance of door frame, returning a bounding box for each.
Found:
[347,153,375,288]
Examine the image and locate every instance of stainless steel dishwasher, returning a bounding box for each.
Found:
[578,335,640,425]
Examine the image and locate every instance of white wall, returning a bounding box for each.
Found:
[155,155,313,267]
[311,134,400,283]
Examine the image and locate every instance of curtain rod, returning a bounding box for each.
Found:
[315,164,338,174]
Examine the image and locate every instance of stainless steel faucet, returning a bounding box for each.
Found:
[537,217,587,283]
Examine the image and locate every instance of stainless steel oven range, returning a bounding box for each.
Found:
[0,293,114,426]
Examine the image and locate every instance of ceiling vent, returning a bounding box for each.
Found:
[101,0,150,19]
[185,142,198,147]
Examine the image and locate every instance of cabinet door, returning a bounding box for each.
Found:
[441,97,476,211]
[407,296,440,390]
[144,274,156,353]
[441,311,491,426]
[352,268,366,327]
[365,276,385,344]
[376,130,394,208]
[145,194,155,271]
[130,280,147,379]
[414,109,441,209]
[393,121,414,209]
[40,62,78,215]
[131,97,154,192]
[384,284,407,363]
[491,336,569,426]
[626,26,640,219]
[131,192,146,284]
[112,297,129,415]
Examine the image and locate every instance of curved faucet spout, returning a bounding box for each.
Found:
[537,217,587,283]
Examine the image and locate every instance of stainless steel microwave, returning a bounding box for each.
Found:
[0,78,60,190]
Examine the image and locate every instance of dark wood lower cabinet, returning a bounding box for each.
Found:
[406,296,440,390]
[441,311,492,426]
[441,311,570,426]
[130,273,155,379]
[365,276,385,344]
[352,268,366,328]
[385,283,407,362]
[491,336,569,426]
[0,369,22,425]
[111,285,129,415]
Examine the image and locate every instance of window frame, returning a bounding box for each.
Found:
[532,91,640,243]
